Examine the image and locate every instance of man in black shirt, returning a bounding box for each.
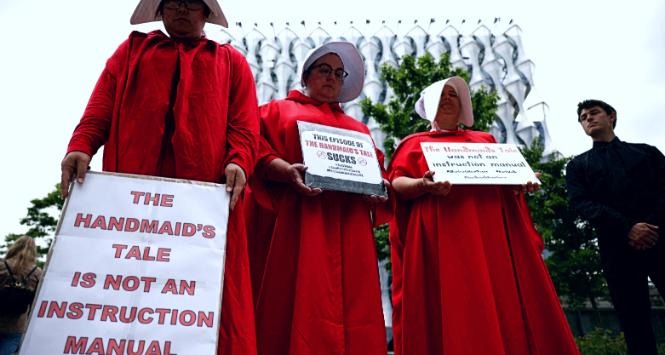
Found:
[566,99,665,355]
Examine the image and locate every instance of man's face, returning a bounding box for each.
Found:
[161,0,207,40]
[578,106,615,138]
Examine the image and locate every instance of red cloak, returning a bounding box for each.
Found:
[66,30,259,355]
[246,90,388,355]
[389,130,579,355]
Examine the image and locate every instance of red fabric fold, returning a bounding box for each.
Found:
[67,30,258,182]
[245,90,389,355]
[388,130,579,355]
[66,30,259,355]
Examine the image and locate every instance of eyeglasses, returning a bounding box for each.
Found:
[311,64,348,81]
[163,0,205,11]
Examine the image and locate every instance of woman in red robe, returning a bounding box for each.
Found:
[245,42,389,354]
[60,1,258,354]
[389,77,579,355]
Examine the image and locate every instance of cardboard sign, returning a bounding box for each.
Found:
[298,121,386,196]
[20,172,229,355]
[420,142,540,185]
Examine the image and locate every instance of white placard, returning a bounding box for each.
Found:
[298,121,386,196]
[20,172,229,355]
[420,142,540,185]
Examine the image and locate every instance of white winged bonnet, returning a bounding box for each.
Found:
[299,42,365,103]
[415,76,474,127]
[130,0,228,27]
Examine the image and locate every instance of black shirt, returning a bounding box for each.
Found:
[566,137,665,252]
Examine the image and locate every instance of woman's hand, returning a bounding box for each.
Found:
[421,171,452,196]
[285,163,323,197]
[224,163,246,210]
[60,151,92,198]
[265,158,322,196]
[362,178,390,204]
[514,172,541,194]
[393,172,452,200]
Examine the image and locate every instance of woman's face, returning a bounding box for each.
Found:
[434,84,461,130]
[161,0,207,40]
[303,53,345,103]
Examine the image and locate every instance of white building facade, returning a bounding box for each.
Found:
[210,18,555,156]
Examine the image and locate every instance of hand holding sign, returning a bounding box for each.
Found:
[287,163,323,197]
[60,151,92,198]
[265,158,323,197]
[513,171,542,195]
[224,163,246,210]
[362,178,391,204]
[421,171,452,196]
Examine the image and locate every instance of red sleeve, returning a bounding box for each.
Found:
[66,38,134,157]
[371,147,393,226]
[254,101,282,175]
[66,69,116,156]
[246,100,285,212]
[223,47,260,179]
[388,136,427,181]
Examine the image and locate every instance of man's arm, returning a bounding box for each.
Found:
[566,158,657,249]
[646,146,665,229]
[566,158,635,238]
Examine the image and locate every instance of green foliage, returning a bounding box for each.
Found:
[360,53,498,160]
[522,140,607,309]
[576,328,627,355]
[373,224,390,272]
[2,184,63,261]
[576,328,665,354]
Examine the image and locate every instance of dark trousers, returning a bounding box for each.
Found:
[604,245,665,355]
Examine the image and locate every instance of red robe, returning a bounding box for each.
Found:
[389,130,579,355]
[246,90,388,355]
[66,30,259,355]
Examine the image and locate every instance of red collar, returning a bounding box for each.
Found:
[429,129,465,137]
[286,90,344,112]
[149,30,209,47]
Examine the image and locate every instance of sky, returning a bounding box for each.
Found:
[1,0,664,240]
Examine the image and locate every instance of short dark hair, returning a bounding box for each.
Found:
[577,99,617,128]
[157,0,211,18]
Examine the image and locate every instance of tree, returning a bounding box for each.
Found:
[2,184,63,262]
[521,140,607,313]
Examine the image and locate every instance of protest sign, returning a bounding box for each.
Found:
[298,121,386,197]
[20,172,229,355]
[420,142,540,185]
